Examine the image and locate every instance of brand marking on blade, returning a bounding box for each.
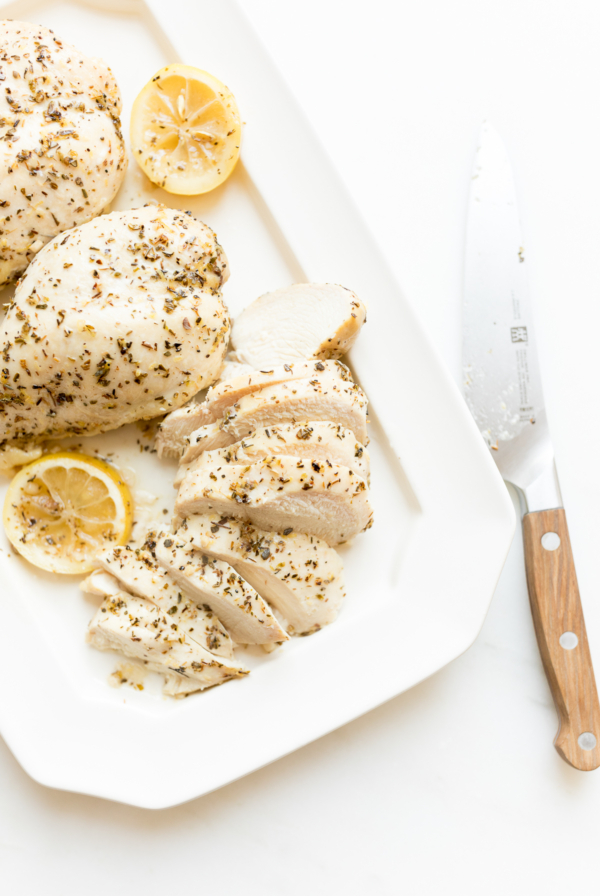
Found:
[511,327,527,343]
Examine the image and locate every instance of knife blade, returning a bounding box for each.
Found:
[463,122,600,770]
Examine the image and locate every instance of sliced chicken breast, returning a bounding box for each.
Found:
[155,398,214,461]
[155,535,288,645]
[180,373,368,465]
[87,589,247,696]
[230,283,367,368]
[175,421,370,487]
[175,514,346,635]
[156,359,351,459]
[81,569,122,597]
[217,358,255,380]
[97,541,234,660]
[206,360,352,418]
[176,455,373,545]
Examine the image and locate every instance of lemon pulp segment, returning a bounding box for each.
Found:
[2,452,133,575]
[130,64,241,195]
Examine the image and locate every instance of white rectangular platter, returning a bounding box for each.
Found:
[0,0,515,808]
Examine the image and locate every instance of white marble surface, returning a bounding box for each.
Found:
[2,0,600,891]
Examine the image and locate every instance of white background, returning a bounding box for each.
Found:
[3,0,600,892]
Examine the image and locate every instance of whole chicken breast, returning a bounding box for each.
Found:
[0,205,230,461]
[0,20,127,284]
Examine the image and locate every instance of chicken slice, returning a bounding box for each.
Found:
[155,359,351,459]
[218,358,255,380]
[174,421,370,487]
[176,455,373,545]
[155,399,215,461]
[0,21,127,285]
[0,205,230,464]
[155,535,288,645]
[96,541,234,660]
[87,590,248,697]
[181,420,233,457]
[230,283,367,368]
[206,360,352,420]
[175,515,345,635]
[81,569,122,597]
[180,372,368,465]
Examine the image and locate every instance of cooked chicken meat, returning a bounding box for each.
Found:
[156,359,351,460]
[83,566,234,658]
[87,589,247,696]
[0,21,127,284]
[81,568,122,598]
[155,535,288,645]
[175,421,370,487]
[204,361,352,420]
[176,515,346,634]
[176,455,373,545]
[218,358,255,380]
[96,539,235,659]
[180,372,368,465]
[155,396,214,461]
[0,206,230,465]
[230,283,367,368]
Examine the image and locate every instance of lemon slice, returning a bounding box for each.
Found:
[3,452,133,575]
[130,64,242,195]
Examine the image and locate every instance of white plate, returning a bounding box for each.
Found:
[0,0,514,808]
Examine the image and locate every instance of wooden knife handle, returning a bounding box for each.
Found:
[523,508,600,770]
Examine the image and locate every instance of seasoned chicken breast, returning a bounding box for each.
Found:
[0,21,127,284]
[0,205,230,465]
[175,515,346,634]
[174,421,370,487]
[87,589,247,696]
[176,455,373,545]
[94,540,235,659]
[180,372,368,465]
[155,535,288,645]
[155,359,352,460]
[230,283,367,368]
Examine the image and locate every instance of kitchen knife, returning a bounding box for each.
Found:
[463,122,600,771]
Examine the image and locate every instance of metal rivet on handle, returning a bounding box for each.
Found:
[541,532,561,551]
[559,632,579,650]
[578,732,597,751]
